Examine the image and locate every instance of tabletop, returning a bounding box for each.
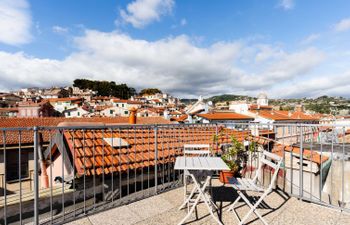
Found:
[174,156,229,171]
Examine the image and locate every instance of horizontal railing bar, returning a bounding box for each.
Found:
[0,122,347,131]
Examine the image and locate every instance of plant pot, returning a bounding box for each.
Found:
[219,170,236,184]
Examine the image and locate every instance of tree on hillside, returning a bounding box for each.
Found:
[73,79,136,99]
[139,88,162,96]
[58,89,70,98]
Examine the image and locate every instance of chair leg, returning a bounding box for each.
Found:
[227,194,241,212]
[238,191,269,225]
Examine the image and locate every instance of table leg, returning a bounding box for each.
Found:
[178,174,222,225]
[179,183,197,210]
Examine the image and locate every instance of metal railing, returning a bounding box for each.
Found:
[0,122,349,224]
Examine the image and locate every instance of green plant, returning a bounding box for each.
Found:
[212,128,255,175]
[221,136,245,172]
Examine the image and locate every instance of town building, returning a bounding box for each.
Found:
[47,97,83,113]
[17,101,56,118]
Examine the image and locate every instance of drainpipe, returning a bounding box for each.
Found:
[38,132,49,188]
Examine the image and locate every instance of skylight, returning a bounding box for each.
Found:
[103,137,129,147]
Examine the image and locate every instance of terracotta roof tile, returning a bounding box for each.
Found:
[0,117,172,145]
[47,97,83,102]
[246,134,329,165]
[197,112,254,120]
[59,127,272,177]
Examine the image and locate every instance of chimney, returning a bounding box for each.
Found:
[129,107,137,124]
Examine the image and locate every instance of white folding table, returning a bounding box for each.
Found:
[174,156,229,225]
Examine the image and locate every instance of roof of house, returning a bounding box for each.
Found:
[62,107,89,113]
[272,144,329,165]
[169,111,181,115]
[92,96,111,101]
[197,112,254,121]
[246,135,329,165]
[275,111,319,121]
[250,110,294,121]
[18,101,50,108]
[0,108,18,112]
[56,127,270,177]
[249,104,273,110]
[112,99,143,104]
[0,117,173,146]
[170,114,188,122]
[47,97,83,103]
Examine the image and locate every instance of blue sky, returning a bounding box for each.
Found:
[1,0,350,98]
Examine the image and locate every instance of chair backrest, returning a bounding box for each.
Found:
[184,144,210,157]
[253,150,283,189]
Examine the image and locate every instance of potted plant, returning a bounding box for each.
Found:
[219,135,250,184]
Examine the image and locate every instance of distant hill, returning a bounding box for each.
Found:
[180,98,198,105]
[181,94,350,115]
[205,94,256,104]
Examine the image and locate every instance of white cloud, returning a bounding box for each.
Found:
[0,30,330,98]
[334,18,350,32]
[119,0,174,28]
[301,33,320,45]
[279,0,294,10]
[0,0,32,45]
[52,25,69,34]
[270,71,350,98]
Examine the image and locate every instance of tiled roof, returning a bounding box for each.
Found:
[249,104,273,110]
[47,97,83,102]
[272,144,329,165]
[18,101,49,107]
[169,111,181,115]
[246,135,328,165]
[246,135,274,145]
[94,105,112,111]
[61,127,262,176]
[112,99,143,104]
[0,117,172,146]
[0,108,18,112]
[92,96,111,101]
[250,110,294,121]
[197,112,254,121]
[170,114,188,122]
[275,111,318,121]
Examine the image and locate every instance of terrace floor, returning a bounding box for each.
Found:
[67,179,350,225]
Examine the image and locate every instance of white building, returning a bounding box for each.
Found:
[229,101,249,114]
[100,106,130,117]
[63,107,89,118]
[257,93,268,106]
[48,97,83,113]
[111,99,142,109]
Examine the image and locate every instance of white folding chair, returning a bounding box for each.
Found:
[227,150,283,225]
[180,144,210,210]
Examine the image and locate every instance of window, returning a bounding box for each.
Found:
[77,112,80,116]
[122,104,125,108]
[110,110,114,114]
[124,111,128,115]
[67,112,71,116]
[6,150,29,181]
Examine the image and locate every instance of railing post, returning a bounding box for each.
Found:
[33,127,39,225]
[299,125,303,199]
[154,125,158,194]
[215,124,218,153]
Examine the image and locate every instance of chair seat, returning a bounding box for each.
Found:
[229,177,265,192]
